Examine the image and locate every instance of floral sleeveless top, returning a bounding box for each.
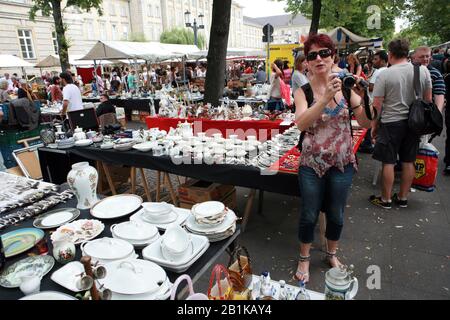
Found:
[299,97,357,177]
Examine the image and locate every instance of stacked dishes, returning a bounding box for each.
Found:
[185,203,237,242]
[80,237,137,264]
[130,202,189,231]
[99,259,171,300]
[56,138,75,149]
[113,138,135,151]
[191,201,227,225]
[110,221,160,248]
[142,224,209,273]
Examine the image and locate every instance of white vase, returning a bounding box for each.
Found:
[67,162,99,209]
[52,240,76,264]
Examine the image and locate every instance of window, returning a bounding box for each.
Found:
[86,21,94,40]
[17,29,35,59]
[99,22,106,40]
[122,25,129,40]
[52,31,58,55]
[155,5,160,17]
[112,24,117,40]
[109,1,115,15]
[148,4,152,17]
[121,5,127,17]
[192,0,197,6]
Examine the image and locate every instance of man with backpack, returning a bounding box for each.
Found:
[369,39,432,209]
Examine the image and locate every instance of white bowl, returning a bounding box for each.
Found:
[142,202,173,215]
[110,221,158,242]
[161,224,190,254]
[133,142,157,152]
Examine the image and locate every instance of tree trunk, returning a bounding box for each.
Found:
[204,0,232,106]
[309,0,322,35]
[51,0,70,71]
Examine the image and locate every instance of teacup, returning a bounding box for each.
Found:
[247,135,257,141]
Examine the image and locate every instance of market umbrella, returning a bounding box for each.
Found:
[0,54,35,79]
[35,55,60,68]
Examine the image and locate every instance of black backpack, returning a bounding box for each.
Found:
[408,64,443,142]
[297,83,353,152]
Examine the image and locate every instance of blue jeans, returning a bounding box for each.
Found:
[298,164,354,243]
[265,98,284,112]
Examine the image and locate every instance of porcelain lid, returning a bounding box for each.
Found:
[112,221,158,241]
[82,237,133,260]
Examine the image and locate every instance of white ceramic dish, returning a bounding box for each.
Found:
[81,237,134,261]
[101,259,167,295]
[110,221,158,242]
[142,210,178,224]
[51,219,105,245]
[90,194,143,219]
[130,207,189,231]
[142,202,173,215]
[185,209,237,234]
[191,201,225,219]
[50,261,85,292]
[100,143,114,149]
[133,142,158,152]
[74,139,93,147]
[109,277,172,300]
[112,231,160,248]
[33,208,80,229]
[20,291,77,300]
[142,233,209,267]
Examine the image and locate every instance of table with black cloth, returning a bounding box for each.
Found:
[0,185,240,300]
[82,97,158,120]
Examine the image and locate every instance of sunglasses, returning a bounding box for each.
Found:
[306,49,332,61]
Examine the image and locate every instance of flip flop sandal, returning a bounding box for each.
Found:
[293,254,310,284]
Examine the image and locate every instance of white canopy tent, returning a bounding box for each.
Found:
[187,48,266,60]
[0,54,34,68]
[80,40,200,62]
[326,27,383,50]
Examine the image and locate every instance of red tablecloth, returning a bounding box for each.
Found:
[270,128,368,174]
[145,116,292,140]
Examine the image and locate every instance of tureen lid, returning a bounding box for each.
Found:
[112,221,158,241]
[82,237,133,260]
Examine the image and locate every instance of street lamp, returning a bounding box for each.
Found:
[184,10,204,47]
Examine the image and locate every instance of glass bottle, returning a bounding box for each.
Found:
[295,280,311,300]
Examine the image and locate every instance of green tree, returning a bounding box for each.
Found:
[394,27,442,49]
[405,0,450,44]
[279,0,405,41]
[126,32,148,42]
[29,0,103,71]
[160,28,206,49]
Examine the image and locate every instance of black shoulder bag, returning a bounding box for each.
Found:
[408,64,443,142]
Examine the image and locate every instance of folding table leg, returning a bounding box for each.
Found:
[130,167,136,194]
[156,171,161,201]
[164,173,178,206]
[257,190,264,216]
[101,162,117,195]
[139,168,152,201]
[241,189,256,232]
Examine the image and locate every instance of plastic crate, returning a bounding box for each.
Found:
[0,125,46,146]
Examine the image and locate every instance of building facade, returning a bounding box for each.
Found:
[0,0,310,75]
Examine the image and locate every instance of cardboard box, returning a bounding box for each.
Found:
[131,110,140,121]
[178,179,235,204]
[179,189,236,210]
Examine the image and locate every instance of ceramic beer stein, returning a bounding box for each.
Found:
[324,265,358,300]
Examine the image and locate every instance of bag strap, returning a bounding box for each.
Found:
[207,264,230,298]
[170,274,195,300]
[227,246,251,274]
[413,64,422,99]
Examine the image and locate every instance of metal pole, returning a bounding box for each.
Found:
[267,40,270,83]
[193,19,198,47]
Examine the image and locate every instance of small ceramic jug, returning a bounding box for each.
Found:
[19,273,41,296]
[52,238,76,264]
[324,265,358,300]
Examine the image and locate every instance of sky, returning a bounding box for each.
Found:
[234,0,406,32]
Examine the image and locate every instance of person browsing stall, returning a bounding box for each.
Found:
[96,94,116,117]
[60,72,83,116]
[293,33,372,283]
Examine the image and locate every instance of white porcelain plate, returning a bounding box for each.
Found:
[20,291,77,300]
[185,209,237,234]
[51,219,105,245]
[33,208,80,229]
[90,194,143,219]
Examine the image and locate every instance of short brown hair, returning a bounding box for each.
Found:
[388,39,410,59]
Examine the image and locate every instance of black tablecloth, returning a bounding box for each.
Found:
[0,186,240,300]
[83,98,158,113]
[67,146,300,197]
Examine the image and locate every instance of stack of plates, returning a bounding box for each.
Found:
[130,205,189,231]
[99,259,171,300]
[111,221,160,248]
[142,233,209,273]
[185,209,237,242]
[191,201,227,225]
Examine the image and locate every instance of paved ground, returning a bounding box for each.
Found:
[127,121,449,299]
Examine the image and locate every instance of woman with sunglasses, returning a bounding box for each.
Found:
[293,34,372,283]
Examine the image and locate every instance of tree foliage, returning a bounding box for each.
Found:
[126,32,148,42]
[277,0,406,41]
[29,0,103,71]
[404,0,450,44]
[394,27,442,49]
[160,28,206,49]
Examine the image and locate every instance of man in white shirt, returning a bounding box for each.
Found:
[369,50,388,101]
[60,72,83,116]
[196,65,207,78]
